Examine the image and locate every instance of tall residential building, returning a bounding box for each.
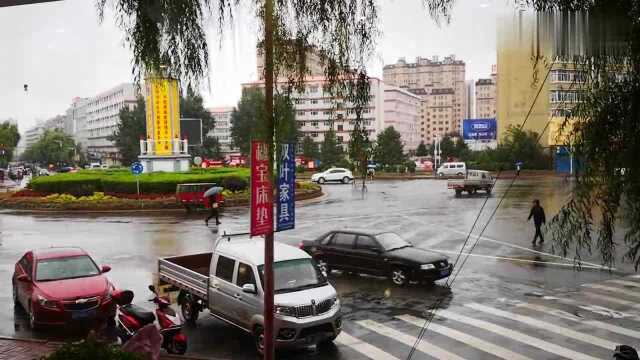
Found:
[64,97,90,146]
[43,114,65,131]
[383,55,467,144]
[475,78,497,119]
[24,122,44,149]
[256,43,326,80]
[242,76,385,150]
[208,107,236,154]
[85,83,138,163]
[383,86,421,152]
[466,80,475,119]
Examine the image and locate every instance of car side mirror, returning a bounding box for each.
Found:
[242,284,257,294]
[101,265,111,273]
[17,274,30,283]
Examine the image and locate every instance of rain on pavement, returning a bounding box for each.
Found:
[1,176,636,359]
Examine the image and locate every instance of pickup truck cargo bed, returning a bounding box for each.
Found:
[158,252,212,301]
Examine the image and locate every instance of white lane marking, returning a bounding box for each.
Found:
[582,284,640,299]
[518,303,640,339]
[534,293,632,319]
[466,303,618,350]
[607,279,640,288]
[432,309,601,360]
[428,249,610,269]
[396,314,533,360]
[629,275,640,279]
[335,332,400,360]
[356,319,466,360]
[582,291,640,310]
[444,228,609,269]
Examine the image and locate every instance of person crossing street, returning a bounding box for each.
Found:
[528,199,546,245]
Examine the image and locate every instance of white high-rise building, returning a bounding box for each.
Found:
[241,76,386,151]
[383,86,421,152]
[24,122,44,149]
[208,107,236,154]
[85,83,138,164]
[64,97,90,146]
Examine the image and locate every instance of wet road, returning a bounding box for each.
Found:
[0,177,636,359]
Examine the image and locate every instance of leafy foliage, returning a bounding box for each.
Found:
[373,126,405,167]
[23,129,76,166]
[181,89,221,159]
[42,337,141,360]
[415,141,429,157]
[301,135,319,159]
[0,121,20,167]
[320,127,344,168]
[108,97,146,166]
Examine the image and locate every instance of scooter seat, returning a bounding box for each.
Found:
[122,304,155,325]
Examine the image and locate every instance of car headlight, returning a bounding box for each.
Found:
[420,263,436,270]
[37,295,59,310]
[274,305,297,317]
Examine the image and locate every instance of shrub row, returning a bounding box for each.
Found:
[30,169,250,196]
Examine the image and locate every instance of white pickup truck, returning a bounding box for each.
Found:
[157,236,342,354]
[447,169,494,197]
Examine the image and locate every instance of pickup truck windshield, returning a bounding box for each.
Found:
[36,255,100,281]
[259,258,327,294]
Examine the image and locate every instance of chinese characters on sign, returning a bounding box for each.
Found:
[145,77,180,156]
[250,141,273,236]
[276,143,295,232]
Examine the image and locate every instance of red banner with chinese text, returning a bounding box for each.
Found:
[250,140,273,236]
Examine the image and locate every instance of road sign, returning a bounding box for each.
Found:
[250,141,273,236]
[193,156,203,166]
[276,143,295,232]
[131,162,144,175]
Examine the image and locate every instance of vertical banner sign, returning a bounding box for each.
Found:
[145,77,180,156]
[250,141,273,236]
[276,143,295,231]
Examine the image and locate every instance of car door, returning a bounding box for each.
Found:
[327,169,341,181]
[209,255,243,327]
[325,232,357,270]
[15,253,34,309]
[232,262,261,329]
[352,235,386,275]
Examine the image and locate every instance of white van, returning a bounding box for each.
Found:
[437,162,466,177]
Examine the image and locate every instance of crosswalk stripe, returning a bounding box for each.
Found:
[607,279,640,288]
[396,314,533,360]
[518,302,640,339]
[582,283,640,299]
[583,291,640,309]
[432,308,601,360]
[335,332,400,360]
[466,303,618,350]
[356,319,466,360]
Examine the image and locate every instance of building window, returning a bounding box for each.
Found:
[311,132,318,137]
[297,111,305,116]
[324,121,332,126]
[311,111,318,116]
[337,125,344,131]
[308,85,319,93]
[311,99,318,104]
[323,111,331,115]
[337,136,343,143]
[311,121,319,127]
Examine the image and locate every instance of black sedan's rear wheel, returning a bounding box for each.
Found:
[390,267,408,286]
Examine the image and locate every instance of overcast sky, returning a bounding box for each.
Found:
[0,0,515,133]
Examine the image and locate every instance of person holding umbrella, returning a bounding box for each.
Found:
[204,186,224,226]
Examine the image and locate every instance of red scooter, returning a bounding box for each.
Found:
[113,285,187,355]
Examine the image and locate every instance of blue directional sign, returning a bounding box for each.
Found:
[131,162,144,175]
[276,143,295,232]
[463,118,497,140]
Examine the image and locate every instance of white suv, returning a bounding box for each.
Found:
[311,168,354,184]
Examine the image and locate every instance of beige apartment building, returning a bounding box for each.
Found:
[256,43,326,80]
[383,56,466,144]
[475,78,497,119]
[383,86,421,152]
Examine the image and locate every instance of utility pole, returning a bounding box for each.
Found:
[262,0,275,358]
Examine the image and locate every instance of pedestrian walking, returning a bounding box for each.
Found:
[516,161,523,176]
[204,186,224,227]
[528,199,546,245]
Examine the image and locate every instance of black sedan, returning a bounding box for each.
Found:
[300,230,453,286]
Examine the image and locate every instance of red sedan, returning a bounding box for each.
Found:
[12,247,116,329]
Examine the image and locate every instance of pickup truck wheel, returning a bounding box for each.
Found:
[254,326,265,355]
[455,189,462,197]
[391,267,408,286]
[181,299,199,324]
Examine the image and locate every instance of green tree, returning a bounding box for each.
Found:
[108,97,146,166]
[230,88,298,156]
[301,136,319,159]
[0,121,20,168]
[438,136,456,161]
[320,127,343,168]
[181,89,221,159]
[373,126,405,167]
[416,141,429,157]
[348,120,370,175]
[23,129,76,166]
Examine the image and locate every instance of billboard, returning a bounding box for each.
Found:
[463,118,497,141]
[180,118,203,146]
[145,77,180,155]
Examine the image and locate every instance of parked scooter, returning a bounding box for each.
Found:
[113,285,187,355]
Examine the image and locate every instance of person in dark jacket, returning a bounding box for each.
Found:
[528,199,546,245]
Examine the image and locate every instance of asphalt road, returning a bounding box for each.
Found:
[1,176,637,359]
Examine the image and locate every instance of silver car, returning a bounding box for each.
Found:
[209,240,342,354]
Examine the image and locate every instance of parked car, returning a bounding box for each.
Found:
[311,168,354,184]
[37,168,50,176]
[437,162,467,177]
[176,182,217,211]
[300,231,452,286]
[447,169,493,197]
[158,237,342,354]
[12,247,116,329]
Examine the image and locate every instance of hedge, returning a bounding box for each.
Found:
[30,168,250,196]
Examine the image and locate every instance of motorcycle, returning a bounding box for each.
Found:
[113,285,187,355]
